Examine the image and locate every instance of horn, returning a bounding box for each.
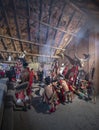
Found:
[83,54,90,61]
[75,53,90,67]
[75,53,90,62]
[74,53,81,61]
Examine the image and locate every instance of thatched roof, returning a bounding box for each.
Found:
[0,0,99,63]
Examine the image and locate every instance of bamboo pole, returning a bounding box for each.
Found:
[0,50,60,59]
[0,34,65,51]
[40,21,77,37]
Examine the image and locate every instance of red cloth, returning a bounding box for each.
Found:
[69,65,79,85]
[15,61,22,74]
[62,66,68,76]
[15,91,25,100]
[29,71,35,86]
[27,70,35,95]
[71,65,78,73]
[0,71,5,77]
[68,84,74,91]
[60,88,66,102]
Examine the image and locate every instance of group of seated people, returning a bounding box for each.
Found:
[42,76,75,113]
[42,74,94,113]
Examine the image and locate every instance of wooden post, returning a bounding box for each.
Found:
[95,31,99,94]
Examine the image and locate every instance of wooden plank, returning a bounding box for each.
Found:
[45,0,54,44]
[53,2,67,40]
[37,0,43,42]
[0,0,17,51]
[55,10,76,52]
[69,2,86,15]
[0,38,7,50]
[0,50,60,58]
[0,34,65,51]
[12,0,23,51]
[40,21,77,37]
[26,0,33,60]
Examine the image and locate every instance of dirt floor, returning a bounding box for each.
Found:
[13,83,99,130]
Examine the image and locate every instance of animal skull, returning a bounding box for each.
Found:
[75,53,90,67]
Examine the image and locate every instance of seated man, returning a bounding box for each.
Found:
[43,77,59,113]
[59,78,73,103]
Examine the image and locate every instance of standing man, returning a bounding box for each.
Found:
[26,68,35,108]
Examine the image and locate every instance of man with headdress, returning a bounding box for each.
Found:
[15,59,23,80]
[15,61,30,110]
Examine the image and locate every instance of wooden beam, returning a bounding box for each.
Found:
[67,11,76,27]
[0,50,60,59]
[26,0,33,60]
[0,34,65,51]
[56,10,76,50]
[1,60,16,64]
[57,33,65,49]
[40,21,77,37]
[0,38,7,50]
[0,0,17,51]
[12,0,23,51]
[55,35,73,55]
[45,0,53,44]
[37,0,43,42]
[69,2,86,15]
[72,15,83,33]
[0,52,5,60]
[36,0,43,62]
[0,38,8,60]
[26,0,31,43]
[53,2,67,40]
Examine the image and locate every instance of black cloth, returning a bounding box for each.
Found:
[6,67,16,81]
